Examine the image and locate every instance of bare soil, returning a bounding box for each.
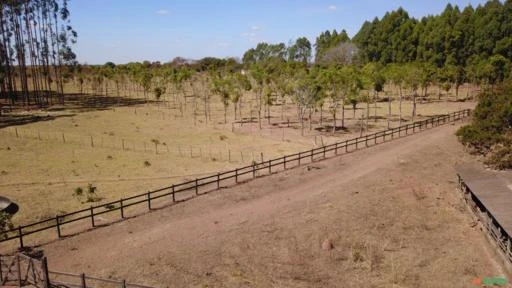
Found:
[39,122,508,288]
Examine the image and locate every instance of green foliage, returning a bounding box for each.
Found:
[457,80,512,168]
[153,86,166,100]
[352,1,512,85]
[73,184,101,203]
[0,212,14,239]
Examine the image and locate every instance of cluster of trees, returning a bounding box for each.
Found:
[353,1,512,94]
[0,0,77,107]
[457,79,512,169]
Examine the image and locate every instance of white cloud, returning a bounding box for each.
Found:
[156,9,169,15]
[242,25,264,43]
[328,5,337,11]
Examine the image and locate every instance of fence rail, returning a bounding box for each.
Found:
[458,175,512,264]
[0,254,157,288]
[0,109,471,249]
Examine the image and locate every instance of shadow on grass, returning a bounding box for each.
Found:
[62,93,151,112]
[0,114,75,129]
[0,93,152,129]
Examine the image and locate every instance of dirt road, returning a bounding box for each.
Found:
[41,123,506,288]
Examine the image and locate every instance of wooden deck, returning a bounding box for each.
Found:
[457,164,512,263]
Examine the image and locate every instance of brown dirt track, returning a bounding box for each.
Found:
[41,122,508,288]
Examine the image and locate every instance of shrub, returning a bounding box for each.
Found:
[0,212,14,239]
[73,184,101,203]
[457,81,512,169]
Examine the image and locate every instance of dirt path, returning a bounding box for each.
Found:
[41,123,506,288]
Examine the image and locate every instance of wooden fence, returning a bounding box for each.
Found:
[458,176,512,264]
[0,109,471,249]
[0,253,157,288]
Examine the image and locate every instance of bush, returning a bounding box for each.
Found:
[457,81,512,169]
[73,184,101,203]
[0,212,14,239]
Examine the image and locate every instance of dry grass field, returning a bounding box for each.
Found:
[0,85,475,229]
[40,122,509,288]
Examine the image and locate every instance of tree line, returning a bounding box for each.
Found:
[0,0,77,108]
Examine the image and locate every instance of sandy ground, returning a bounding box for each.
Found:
[39,122,508,288]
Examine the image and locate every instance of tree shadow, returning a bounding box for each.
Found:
[315,125,349,133]
[0,93,152,128]
[0,114,75,129]
[62,93,151,112]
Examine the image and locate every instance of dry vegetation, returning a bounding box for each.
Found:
[39,123,508,288]
[0,82,475,228]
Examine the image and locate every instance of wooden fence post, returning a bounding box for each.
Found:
[252,163,256,178]
[172,185,176,202]
[42,257,50,288]
[284,156,287,169]
[90,206,95,227]
[268,160,272,174]
[147,192,151,210]
[235,169,238,183]
[217,174,220,189]
[18,226,24,248]
[17,254,21,287]
[311,149,314,162]
[122,279,127,288]
[0,255,3,282]
[56,216,62,238]
[195,179,199,195]
[81,273,86,288]
[298,152,301,165]
[120,198,124,219]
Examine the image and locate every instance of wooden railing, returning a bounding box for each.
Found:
[0,253,157,288]
[458,175,512,264]
[0,109,471,249]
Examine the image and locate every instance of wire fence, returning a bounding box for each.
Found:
[0,109,471,250]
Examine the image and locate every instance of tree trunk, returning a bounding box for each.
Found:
[332,109,336,135]
[374,91,377,122]
[388,94,392,129]
[224,105,227,124]
[412,90,417,122]
[309,108,313,131]
[320,104,323,127]
[341,99,345,128]
[399,86,402,126]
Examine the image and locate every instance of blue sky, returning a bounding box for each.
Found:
[69,0,487,64]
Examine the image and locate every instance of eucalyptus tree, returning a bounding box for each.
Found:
[288,37,312,63]
[232,71,252,121]
[362,62,385,122]
[102,62,115,96]
[210,70,234,124]
[0,0,77,106]
[291,68,320,136]
[385,64,406,126]
[403,63,422,121]
[318,66,350,134]
[249,63,266,129]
